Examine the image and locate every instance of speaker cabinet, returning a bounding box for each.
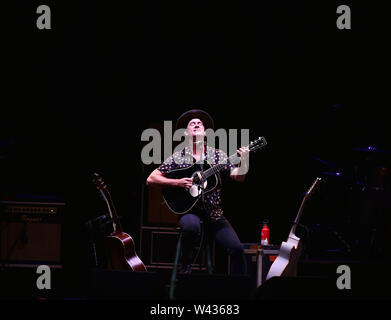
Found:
[0,201,64,266]
[147,188,179,225]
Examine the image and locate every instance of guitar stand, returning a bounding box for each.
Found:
[84,213,116,268]
[85,219,99,268]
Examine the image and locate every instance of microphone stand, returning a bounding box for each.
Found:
[85,220,99,268]
[198,144,212,274]
[84,213,111,268]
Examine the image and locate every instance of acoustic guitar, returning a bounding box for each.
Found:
[92,173,147,272]
[266,177,322,280]
[162,136,267,214]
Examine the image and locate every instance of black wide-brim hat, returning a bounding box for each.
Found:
[176,109,214,130]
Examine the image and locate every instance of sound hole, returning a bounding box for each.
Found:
[192,173,200,184]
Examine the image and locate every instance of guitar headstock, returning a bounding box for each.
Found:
[92,172,108,191]
[91,172,118,226]
[248,136,267,152]
[304,177,322,198]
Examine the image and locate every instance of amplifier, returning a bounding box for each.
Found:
[0,201,65,267]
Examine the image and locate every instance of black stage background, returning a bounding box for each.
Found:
[1,0,390,301]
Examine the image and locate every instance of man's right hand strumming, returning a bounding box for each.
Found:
[146,169,193,189]
[176,178,193,189]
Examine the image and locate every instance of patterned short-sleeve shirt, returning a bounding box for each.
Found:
[158,145,235,220]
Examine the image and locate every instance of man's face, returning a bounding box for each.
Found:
[186,118,205,138]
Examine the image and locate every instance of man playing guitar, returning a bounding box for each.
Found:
[146,109,249,275]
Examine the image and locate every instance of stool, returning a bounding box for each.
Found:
[169,220,213,300]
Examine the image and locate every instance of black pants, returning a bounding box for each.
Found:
[178,213,247,275]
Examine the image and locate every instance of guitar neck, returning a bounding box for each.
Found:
[289,177,322,236]
[290,200,306,236]
[100,189,122,233]
[202,153,240,180]
[93,173,124,233]
[200,137,267,180]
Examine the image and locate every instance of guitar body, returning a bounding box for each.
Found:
[92,172,147,272]
[265,177,321,282]
[106,231,147,272]
[162,163,219,214]
[266,236,303,280]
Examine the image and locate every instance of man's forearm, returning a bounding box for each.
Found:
[146,171,177,188]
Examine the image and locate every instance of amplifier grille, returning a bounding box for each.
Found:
[0,201,64,264]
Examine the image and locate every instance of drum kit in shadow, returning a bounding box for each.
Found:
[310,145,391,260]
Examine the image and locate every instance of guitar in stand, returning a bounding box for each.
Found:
[162,136,267,215]
[266,177,322,280]
[92,173,147,272]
